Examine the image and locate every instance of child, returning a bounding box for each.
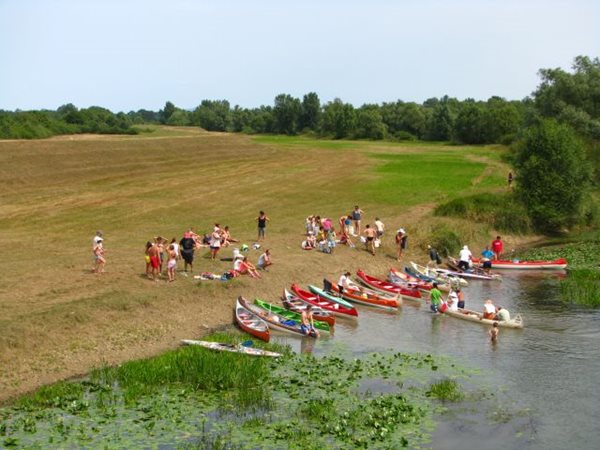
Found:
[489,322,499,342]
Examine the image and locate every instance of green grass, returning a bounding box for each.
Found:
[426,379,464,402]
[434,192,532,233]
[560,269,600,307]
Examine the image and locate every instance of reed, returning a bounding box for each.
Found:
[560,269,600,307]
[426,379,464,402]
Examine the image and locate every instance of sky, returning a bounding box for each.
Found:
[0,0,599,112]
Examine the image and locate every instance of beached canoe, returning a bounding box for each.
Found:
[356,270,422,301]
[281,289,336,326]
[239,296,318,338]
[308,284,355,309]
[327,280,399,310]
[442,308,524,329]
[471,257,567,270]
[290,284,359,318]
[235,297,270,342]
[446,256,502,281]
[254,298,330,333]
[410,262,469,287]
[181,340,281,357]
[388,267,434,292]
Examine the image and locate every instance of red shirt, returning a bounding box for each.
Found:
[492,239,503,253]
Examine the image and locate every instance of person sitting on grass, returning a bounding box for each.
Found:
[221,225,239,246]
[257,249,272,271]
[302,232,317,250]
[237,257,261,279]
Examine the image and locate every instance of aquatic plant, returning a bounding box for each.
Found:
[426,379,464,402]
[560,269,600,307]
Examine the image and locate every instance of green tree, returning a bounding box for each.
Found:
[355,105,386,139]
[454,101,486,144]
[514,119,592,232]
[300,92,321,131]
[321,99,356,139]
[273,94,302,135]
[160,101,176,124]
[192,100,231,131]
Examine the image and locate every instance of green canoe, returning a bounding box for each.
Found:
[254,298,331,333]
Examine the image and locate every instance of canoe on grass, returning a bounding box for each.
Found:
[281,289,336,326]
[239,296,318,338]
[326,280,399,310]
[181,340,282,357]
[446,256,502,281]
[471,257,567,270]
[254,298,331,333]
[290,284,359,318]
[235,297,270,342]
[410,262,469,287]
[356,270,422,301]
[442,308,524,329]
[388,267,434,292]
[308,284,355,309]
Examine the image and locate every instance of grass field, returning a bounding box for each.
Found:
[0,127,513,401]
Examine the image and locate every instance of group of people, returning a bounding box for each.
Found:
[144,236,181,281]
[428,283,466,313]
[231,247,272,278]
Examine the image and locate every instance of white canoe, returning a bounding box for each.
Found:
[181,340,282,357]
[442,309,524,329]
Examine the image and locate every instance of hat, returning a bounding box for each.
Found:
[463,245,469,250]
[97,237,103,242]
[399,228,405,233]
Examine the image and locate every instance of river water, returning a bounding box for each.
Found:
[278,271,600,450]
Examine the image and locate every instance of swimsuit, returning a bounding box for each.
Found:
[150,256,160,269]
[167,259,176,269]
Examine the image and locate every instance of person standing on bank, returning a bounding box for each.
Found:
[427,245,442,268]
[508,172,513,188]
[395,228,407,261]
[257,211,270,241]
[491,236,504,261]
[352,205,364,236]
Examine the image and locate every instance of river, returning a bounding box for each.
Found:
[278,271,600,450]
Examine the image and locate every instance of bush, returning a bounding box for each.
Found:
[393,130,417,141]
[434,193,531,234]
[426,224,462,257]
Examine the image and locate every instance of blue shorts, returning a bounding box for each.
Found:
[300,324,313,334]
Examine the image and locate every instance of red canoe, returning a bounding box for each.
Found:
[328,281,399,310]
[235,296,270,342]
[471,257,567,270]
[290,284,359,318]
[281,289,336,326]
[356,270,422,301]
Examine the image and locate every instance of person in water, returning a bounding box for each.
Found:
[301,305,319,337]
[489,322,499,342]
[429,283,442,313]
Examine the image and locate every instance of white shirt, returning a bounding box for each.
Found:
[233,259,243,271]
[447,292,459,311]
[93,236,103,247]
[459,248,472,262]
[337,274,349,288]
[375,220,384,233]
[484,303,496,314]
[171,242,180,257]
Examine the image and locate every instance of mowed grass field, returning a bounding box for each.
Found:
[0,126,509,401]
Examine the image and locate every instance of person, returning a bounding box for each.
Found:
[482,299,497,320]
[508,172,513,188]
[429,282,442,313]
[491,236,504,260]
[489,322,499,342]
[447,290,459,312]
[480,245,494,274]
[257,249,272,271]
[395,228,407,261]
[302,232,317,249]
[221,226,238,246]
[363,224,376,255]
[351,206,363,236]
[300,305,319,337]
[170,237,180,262]
[458,245,472,270]
[93,238,106,274]
[167,244,177,282]
[144,241,153,277]
[326,229,336,254]
[339,230,355,248]
[238,256,261,279]
[374,217,385,238]
[155,236,166,273]
[495,306,511,322]
[179,232,195,272]
[147,240,161,280]
[209,225,222,260]
[337,271,351,294]
[257,211,270,241]
[456,288,465,309]
[427,245,442,268]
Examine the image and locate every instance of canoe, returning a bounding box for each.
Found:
[442,308,524,329]
[254,298,331,333]
[388,267,433,291]
[281,289,336,326]
[327,280,399,310]
[356,270,422,301]
[446,256,502,281]
[410,262,469,287]
[308,284,355,309]
[181,340,281,357]
[238,296,318,338]
[471,257,567,270]
[290,284,359,318]
[235,297,270,342]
